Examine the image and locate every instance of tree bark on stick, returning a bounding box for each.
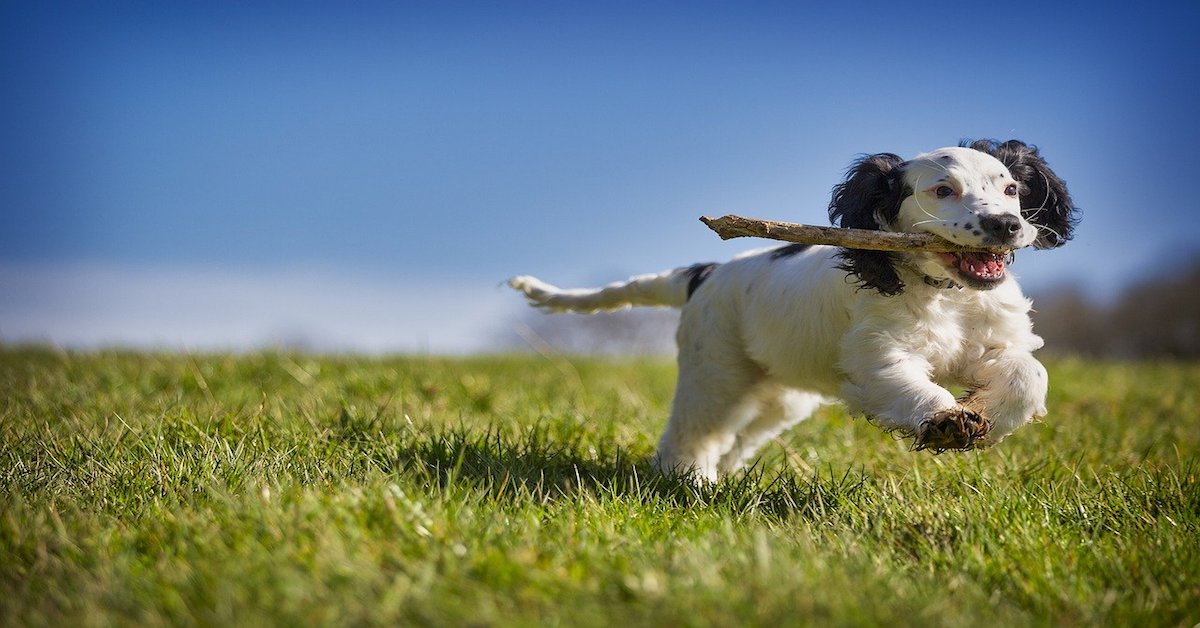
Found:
[699,215,1012,254]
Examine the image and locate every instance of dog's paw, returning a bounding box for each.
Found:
[914,407,990,452]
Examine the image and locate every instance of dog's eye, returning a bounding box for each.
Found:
[1004,183,1019,196]
[935,185,955,199]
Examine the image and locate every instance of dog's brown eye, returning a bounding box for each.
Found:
[935,185,955,199]
[1004,183,1019,196]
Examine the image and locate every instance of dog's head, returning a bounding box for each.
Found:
[828,139,1078,295]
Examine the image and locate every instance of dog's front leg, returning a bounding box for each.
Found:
[838,342,989,451]
[959,349,1049,445]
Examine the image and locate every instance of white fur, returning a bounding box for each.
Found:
[510,147,1051,482]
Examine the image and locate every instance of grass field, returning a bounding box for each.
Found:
[1,347,1198,626]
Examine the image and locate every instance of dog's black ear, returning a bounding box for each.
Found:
[828,153,908,296]
[963,139,1079,249]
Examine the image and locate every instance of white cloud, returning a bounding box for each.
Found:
[0,263,523,354]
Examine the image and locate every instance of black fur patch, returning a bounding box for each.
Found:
[827,153,910,296]
[685,262,719,300]
[769,243,811,260]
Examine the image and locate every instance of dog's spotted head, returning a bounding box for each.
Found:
[828,139,1078,295]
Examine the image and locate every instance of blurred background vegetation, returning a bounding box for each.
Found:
[1033,256,1200,359]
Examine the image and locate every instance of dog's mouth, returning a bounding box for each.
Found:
[938,251,1009,287]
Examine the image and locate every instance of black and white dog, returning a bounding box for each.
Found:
[511,140,1078,482]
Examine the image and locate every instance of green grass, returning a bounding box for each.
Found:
[2,347,1198,626]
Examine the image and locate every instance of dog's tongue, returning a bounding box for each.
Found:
[959,252,1005,279]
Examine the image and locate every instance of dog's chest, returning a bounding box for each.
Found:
[914,294,1023,378]
[874,294,988,376]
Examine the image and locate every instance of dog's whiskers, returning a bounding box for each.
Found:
[1034,222,1064,242]
[1018,171,1059,242]
[909,173,944,222]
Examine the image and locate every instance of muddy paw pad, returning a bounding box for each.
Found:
[915,408,991,452]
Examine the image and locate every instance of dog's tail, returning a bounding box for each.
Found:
[508,263,718,313]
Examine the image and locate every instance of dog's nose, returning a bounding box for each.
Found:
[979,214,1022,242]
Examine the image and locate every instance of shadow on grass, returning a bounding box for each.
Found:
[381,424,867,521]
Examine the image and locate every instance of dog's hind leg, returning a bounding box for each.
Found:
[652,343,765,483]
[717,387,828,475]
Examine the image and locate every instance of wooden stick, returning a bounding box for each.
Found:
[699,214,1012,254]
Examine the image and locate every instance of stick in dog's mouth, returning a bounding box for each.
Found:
[699,214,1015,255]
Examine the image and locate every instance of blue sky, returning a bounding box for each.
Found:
[3,2,1198,352]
